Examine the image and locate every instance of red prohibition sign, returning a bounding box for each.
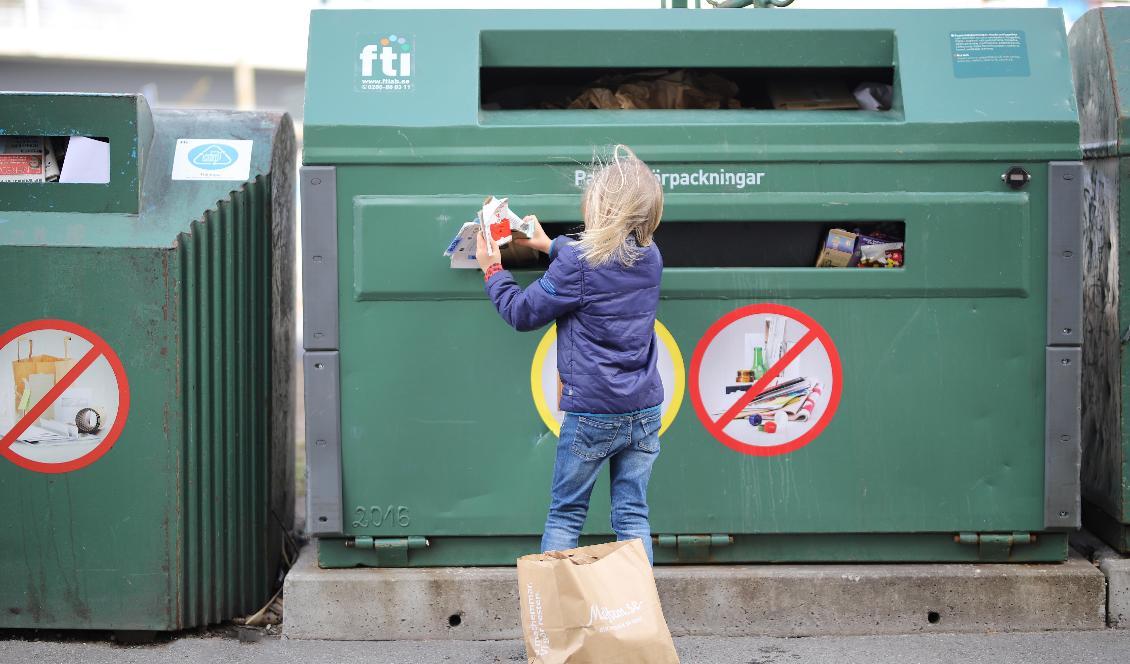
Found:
[689,303,842,457]
[0,319,130,473]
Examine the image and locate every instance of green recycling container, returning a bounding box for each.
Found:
[302,8,1082,567]
[1071,8,1130,553]
[0,93,296,631]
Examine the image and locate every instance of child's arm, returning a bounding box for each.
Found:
[477,232,582,332]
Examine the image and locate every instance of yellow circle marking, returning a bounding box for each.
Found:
[530,320,685,437]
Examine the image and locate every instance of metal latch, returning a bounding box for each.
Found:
[954,532,1035,561]
[655,534,733,563]
[345,536,429,566]
[1002,166,1032,190]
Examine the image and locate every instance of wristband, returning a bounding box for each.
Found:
[483,263,504,282]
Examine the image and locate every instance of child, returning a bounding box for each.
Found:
[476,145,665,563]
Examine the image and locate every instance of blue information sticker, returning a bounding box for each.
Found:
[950,31,1030,78]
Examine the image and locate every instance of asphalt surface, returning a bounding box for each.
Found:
[1,631,1129,664]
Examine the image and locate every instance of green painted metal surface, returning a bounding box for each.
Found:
[305,10,1078,166]
[1072,7,1130,553]
[0,94,296,630]
[305,8,1080,565]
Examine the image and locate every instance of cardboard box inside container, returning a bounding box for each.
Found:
[769,80,861,110]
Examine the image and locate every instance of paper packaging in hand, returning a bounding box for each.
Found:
[443,196,535,269]
[518,539,680,664]
[481,196,526,247]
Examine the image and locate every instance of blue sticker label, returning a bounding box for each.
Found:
[187,143,239,170]
[950,31,1029,78]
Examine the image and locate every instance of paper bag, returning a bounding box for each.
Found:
[11,337,74,418]
[518,539,679,664]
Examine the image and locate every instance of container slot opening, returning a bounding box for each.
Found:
[0,136,111,184]
[481,67,895,111]
[506,221,905,270]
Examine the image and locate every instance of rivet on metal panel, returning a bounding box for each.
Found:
[311,177,322,186]
[1060,434,1070,443]
[316,439,327,447]
[1063,251,1073,258]
[1060,358,1071,365]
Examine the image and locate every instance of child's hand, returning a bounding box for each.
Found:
[476,229,502,272]
[514,215,552,255]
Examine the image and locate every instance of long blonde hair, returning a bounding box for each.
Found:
[578,145,664,267]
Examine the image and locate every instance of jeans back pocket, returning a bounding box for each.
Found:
[570,416,622,461]
[636,411,662,453]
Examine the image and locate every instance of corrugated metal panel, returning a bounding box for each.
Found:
[177,175,275,626]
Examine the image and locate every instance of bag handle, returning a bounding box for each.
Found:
[17,338,31,360]
[64,336,71,359]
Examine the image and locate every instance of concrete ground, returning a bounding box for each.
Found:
[2,630,1129,664]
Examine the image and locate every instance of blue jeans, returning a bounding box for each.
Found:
[541,408,662,563]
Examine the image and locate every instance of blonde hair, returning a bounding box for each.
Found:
[578,145,664,267]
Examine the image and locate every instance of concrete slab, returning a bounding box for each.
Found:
[1073,530,1130,628]
[283,544,1106,641]
[1098,555,1130,628]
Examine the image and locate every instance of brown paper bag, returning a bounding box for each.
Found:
[518,539,679,664]
[11,338,73,417]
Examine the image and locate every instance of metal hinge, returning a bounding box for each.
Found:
[655,534,733,563]
[345,536,429,566]
[954,532,1035,561]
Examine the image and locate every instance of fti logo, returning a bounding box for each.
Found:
[357,34,413,91]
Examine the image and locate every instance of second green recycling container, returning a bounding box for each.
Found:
[302,8,1082,566]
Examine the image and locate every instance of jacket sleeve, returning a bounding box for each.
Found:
[485,241,583,332]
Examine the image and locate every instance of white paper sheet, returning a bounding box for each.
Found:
[59,136,111,184]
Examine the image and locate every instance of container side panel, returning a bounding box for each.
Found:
[1081,157,1124,517]
[0,247,180,629]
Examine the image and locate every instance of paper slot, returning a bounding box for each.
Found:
[0,136,110,184]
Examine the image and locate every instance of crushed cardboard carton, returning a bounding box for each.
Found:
[769,79,861,111]
[444,196,539,269]
[566,69,742,110]
[815,228,857,267]
[0,137,61,182]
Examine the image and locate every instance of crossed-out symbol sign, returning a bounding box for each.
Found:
[689,303,842,457]
[0,319,130,473]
